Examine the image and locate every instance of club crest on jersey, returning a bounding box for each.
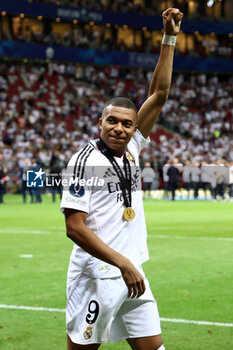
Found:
[126,153,135,165]
[69,183,85,197]
[84,326,93,340]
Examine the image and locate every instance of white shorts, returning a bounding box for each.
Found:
[66,270,162,345]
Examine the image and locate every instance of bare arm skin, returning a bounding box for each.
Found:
[137,8,183,138]
[65,208,146,298]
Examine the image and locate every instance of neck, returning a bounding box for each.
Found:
[110,148,126,158]
[97,138,126,158]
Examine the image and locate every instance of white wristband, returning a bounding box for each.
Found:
[162,34,177,46]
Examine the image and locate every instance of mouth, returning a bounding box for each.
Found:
[109,135,126,141]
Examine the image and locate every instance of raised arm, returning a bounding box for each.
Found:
[137,8,183,138]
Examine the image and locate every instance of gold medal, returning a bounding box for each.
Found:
[123,207,135,221]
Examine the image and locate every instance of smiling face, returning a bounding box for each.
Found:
[99,105,137,157]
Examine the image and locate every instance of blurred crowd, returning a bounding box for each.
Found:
[4,17,232,60]
[24,0,177,17]
[24,0,224,20]
[0,60,233,201]
[143,72,233,165]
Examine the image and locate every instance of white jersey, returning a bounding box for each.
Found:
[206,165,217,188]
[230,165,233,184]
[200,165,210,183]
[191,166,201,182]
[141,167,155,183]
[162,164,169,182]
[215,164,228,184]
[61,130,150,279]
[182,165,192,183]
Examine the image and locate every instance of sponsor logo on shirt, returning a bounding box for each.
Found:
[65,196,87,206]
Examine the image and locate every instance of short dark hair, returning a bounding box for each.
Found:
[103,97,138,115]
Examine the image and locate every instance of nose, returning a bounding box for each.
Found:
[114,122,123,133]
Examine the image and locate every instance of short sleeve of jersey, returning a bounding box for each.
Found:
[60,149,93,214]
[130,129,150,153]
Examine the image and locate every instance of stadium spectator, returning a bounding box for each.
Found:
[182,159,192,199]
[200,160,211,200]
[20,158,34,203]
[191,161,201,199]
[167,158,181,200]
[141,162,156,199]
[229,160,233,201]
[49,157,63,202]
[215,159,228,200]
[0,161,8,203]
[61,8,183,349]
[209,163,218,201]
[30,161,43,203]
[162,159,171,199]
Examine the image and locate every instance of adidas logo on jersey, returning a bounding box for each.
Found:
[103,167,116,178]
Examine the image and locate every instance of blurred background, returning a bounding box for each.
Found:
[0,0,233,202]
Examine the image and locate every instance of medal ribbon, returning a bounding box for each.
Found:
[97,138,132,208]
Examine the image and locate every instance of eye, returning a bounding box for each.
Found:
[107,117,115,124]
[124,121,133,128]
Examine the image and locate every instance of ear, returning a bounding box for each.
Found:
[98,118,102,130]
